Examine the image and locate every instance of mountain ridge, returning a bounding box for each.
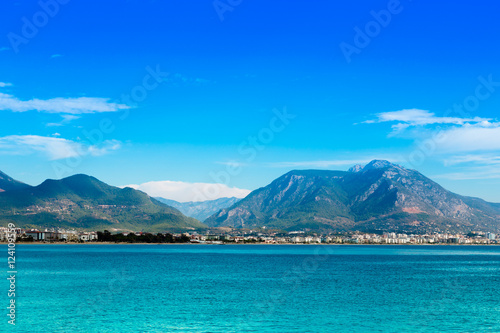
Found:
[205,160,500,233]
[0,172,205,232]
[0,170,31,192]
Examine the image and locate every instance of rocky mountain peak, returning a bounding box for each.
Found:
[205,161,500,233]
[348,164,364,173]
[363,160,395,170]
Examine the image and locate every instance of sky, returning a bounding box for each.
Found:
[1,0,500,202]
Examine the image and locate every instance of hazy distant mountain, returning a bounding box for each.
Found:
[0,173,205,232]
[0,171,31,192]
[205,160,500,233]
[155,197,241,221]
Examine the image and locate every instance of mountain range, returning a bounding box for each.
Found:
[154,197,240,222]
[0,173,204,232]
[205,160,500,233]
[1,160,499,234]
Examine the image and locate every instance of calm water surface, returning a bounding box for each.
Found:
[1,245,499,332]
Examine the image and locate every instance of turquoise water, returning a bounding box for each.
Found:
[2,245,500,332]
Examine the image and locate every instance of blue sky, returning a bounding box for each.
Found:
[1,0,500,202]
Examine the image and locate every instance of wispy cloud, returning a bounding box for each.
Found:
[435,154,500,180]
[433,167,500,180]
[435,123,500,153]
[46,114,81,127]
[444,154,500,166]
[365,109,490,127]
[0,47,9,52]
[0,82,130,115]
[365,109,492,137]
[0,92,130,115]
[365,108,500,153]
[0,135,121,160]
[122,180,250,202]
[50,54,63,58]
[88,139,121,156]
[367,110,500,180]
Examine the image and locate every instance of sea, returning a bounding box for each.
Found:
[1,244,499,332]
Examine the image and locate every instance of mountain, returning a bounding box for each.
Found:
[347,164,363,173]
[155,197,241,222]
[0,173,205,232]
[0,170,31,192]
[205,160,500,233]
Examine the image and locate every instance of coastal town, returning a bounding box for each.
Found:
[0,227,497,245]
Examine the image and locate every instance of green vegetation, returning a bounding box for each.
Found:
[96,230,191,243]
[0,174,206,232]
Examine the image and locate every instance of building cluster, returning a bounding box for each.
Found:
[347,232,497,244]
[0,227,98,242]
[0,226,498,244]
[188,230,498,244]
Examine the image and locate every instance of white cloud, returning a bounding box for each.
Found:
[46,114,81,127]
[0,92,130,114]
[365,108,500,153]
[122,180,251,202]
[366,109,490,127]
[0,135,121,160]
[444,154,500,166]
[0,82,13,87]
[435,123,500,153]
[62,114,81,122]
[0,135,80,160]
[365,108,500,181]
[88,139,121,156]
[436,154,500,179]
[433,167,500,180]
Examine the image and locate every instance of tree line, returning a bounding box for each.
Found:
[96,230,191,243]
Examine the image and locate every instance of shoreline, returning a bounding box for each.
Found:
[3,242,498,246]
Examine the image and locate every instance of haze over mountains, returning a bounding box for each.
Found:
[205,160,500,233]
[155,197,240,222]
[1,160,499,233]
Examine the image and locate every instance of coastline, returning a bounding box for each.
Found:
[3,242,498,246]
